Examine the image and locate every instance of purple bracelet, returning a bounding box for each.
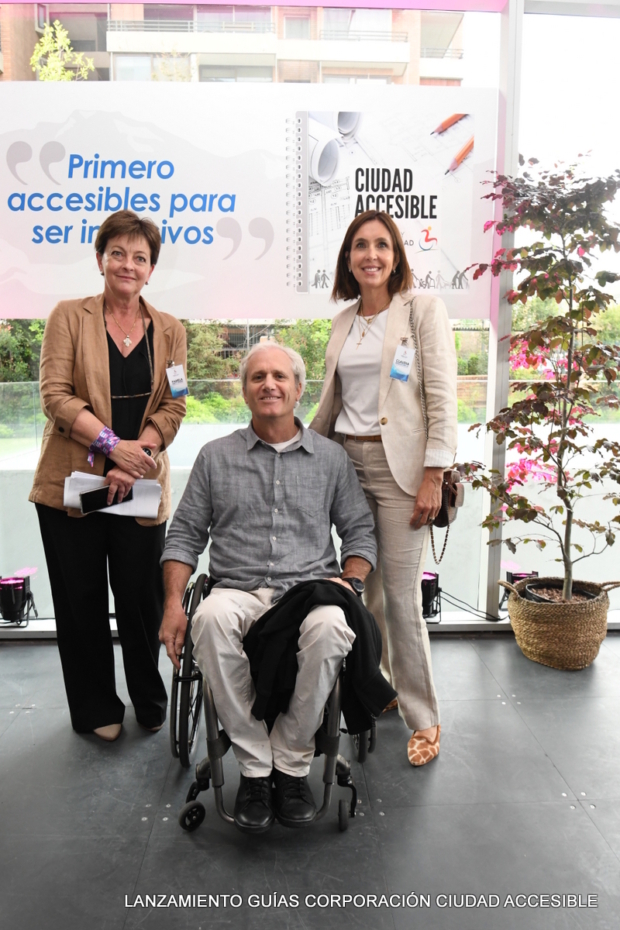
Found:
[87,427,121,467]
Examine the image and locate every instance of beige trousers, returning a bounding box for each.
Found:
[343,438,439,731]
[191,587,355,778]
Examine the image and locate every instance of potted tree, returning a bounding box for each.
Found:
[466,158,620,669]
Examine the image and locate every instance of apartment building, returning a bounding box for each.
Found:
[0,3,464,85]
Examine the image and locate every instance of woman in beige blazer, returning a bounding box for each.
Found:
[311,210,457,765]
[30,211,186,742]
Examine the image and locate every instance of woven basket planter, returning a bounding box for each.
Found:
[498,576,620,671]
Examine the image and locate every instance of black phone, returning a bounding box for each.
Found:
[79,486,133,514]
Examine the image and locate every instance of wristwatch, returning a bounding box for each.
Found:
[342,576,365,597]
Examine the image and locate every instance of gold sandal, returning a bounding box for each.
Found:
[382,698,398,714]
[407,725,441,766]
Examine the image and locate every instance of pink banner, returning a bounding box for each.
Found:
[1,0,508,9]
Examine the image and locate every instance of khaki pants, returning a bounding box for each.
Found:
[343,438,439,731]
[191,587,355,778]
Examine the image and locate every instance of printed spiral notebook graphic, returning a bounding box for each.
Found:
[288,108,477,297]
[1,84,495,320]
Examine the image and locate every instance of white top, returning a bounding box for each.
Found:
[265,430,302,453]
[335,310,388,436]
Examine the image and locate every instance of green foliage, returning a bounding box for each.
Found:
[274,319,332,381]
[184,391,250,424]
[468,158,620,599]
[512,297,560,333]
[0,320,45,382]
[152,50,191,82]
[183,322,240,381]
[467,354,480,376]
[457,399,479,423]
[30,20,95,81]
[595,304,620,345]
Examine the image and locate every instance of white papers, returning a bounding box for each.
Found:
[307,118,341,186]
[309,110,361,140]
[63,472,162,519]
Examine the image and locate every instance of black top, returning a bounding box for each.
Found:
[104,324,154,475]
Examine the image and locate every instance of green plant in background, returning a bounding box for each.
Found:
[0,321,45,382]
[30,20,95,81]
[274,319,332,380]
[185,391,250,425]
[152,49,191,82]
[183,321,239,381]
[465,158,620,600]
[457,399,478,423]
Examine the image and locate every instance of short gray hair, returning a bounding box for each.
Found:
[239,342,306,398]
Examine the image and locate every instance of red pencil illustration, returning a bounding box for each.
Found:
[431,113,468,135]
[445,136,474,174]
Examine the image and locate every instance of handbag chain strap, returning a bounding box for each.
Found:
[411,301,451,566]
[430,523,450,564]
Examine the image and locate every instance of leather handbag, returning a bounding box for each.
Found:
[430,468,464,564]
[408,305,463,564]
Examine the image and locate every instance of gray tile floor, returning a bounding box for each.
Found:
[1,634,620,930]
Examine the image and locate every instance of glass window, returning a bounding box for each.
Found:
[144,5,194,22]
[197,5,272,32]
[323,9,352,33]
[235,6,271,24]
[323,74,391,84]
[197,5,233,27]
[349,9,392,35]
[114,56,153,82]
[199,65,272,83]
[284,17,311,40]
[153,55,191,82]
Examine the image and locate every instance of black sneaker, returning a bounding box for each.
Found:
[234,774,275,834]
[272,769,317,828]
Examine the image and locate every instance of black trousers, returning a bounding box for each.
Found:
[36,504,168,732]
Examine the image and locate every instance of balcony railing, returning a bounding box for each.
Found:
[421,47,464,59]
[107,19,275,34]
[319,29,408,43]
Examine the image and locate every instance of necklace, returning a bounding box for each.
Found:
[355,300,390,349]
[106,305,141,348]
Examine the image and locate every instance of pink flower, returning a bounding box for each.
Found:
[505,457,558,491]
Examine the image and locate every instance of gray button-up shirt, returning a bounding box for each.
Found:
[161,421,376,594]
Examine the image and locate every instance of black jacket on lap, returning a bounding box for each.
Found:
[243,579,397,734]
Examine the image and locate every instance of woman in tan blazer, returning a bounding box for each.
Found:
[29,211,186,742]
[311,210,457,766]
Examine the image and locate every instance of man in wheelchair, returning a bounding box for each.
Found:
[159,343,377,834]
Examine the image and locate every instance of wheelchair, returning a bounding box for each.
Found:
[169,573,377,833]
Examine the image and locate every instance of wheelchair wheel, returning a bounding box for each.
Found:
[368,721,377,754]
[169,583,194,759]
[178,800,206,833]
[178,578,207,768]
[338,799,348,833]
[353,731,367,764]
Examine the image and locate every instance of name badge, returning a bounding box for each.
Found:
[389,345,415,382]
[166,364,189,398]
